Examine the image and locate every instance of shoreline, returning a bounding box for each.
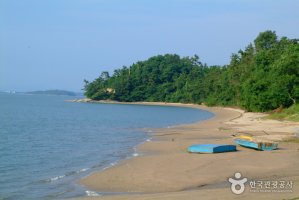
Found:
[71,101,299,200]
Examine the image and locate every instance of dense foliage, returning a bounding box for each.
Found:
[84,31,299,112]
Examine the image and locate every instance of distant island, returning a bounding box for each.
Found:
[26,90,77,96]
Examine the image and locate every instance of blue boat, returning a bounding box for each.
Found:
[187,144,237,153]
[234,138,278,151]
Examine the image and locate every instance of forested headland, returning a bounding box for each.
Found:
[83,31,299,112]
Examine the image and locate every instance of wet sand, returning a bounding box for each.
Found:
[77,103,299,200]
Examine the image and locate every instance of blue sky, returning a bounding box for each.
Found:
[1,0,299,92]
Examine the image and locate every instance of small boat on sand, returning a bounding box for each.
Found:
[188,144,236,153]
[234,135,278,151]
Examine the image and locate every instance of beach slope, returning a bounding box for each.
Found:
[78,104,299,200]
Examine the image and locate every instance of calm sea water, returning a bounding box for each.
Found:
[0,93,213,200]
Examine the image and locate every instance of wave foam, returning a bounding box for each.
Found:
[47,167,89,182]
[50,175,65,182]
[78,168,89,173]
[86,190,101,196]
[132,153,139,157]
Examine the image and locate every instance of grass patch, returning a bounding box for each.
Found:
[283,197,299,200]
[266,104,299,122]
[283,137,299,143]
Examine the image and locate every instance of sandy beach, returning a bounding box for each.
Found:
[76,103,299,200]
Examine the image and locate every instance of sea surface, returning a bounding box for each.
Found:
[0,93,214,200]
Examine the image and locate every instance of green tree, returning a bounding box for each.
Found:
[83,30,299,112]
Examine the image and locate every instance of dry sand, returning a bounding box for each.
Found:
[75,103,299,200]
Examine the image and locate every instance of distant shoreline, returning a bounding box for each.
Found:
[26,90,78,96]
[66,98,219,108]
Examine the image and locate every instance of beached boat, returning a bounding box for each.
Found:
[187,144,236,153]
[234,135,278,151]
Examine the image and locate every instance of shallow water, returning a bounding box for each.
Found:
[0,93,213,200]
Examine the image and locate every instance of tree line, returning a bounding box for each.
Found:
[83,31,299,112]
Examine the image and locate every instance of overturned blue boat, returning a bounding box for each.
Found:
[234,138,278,151]
[187,144,237,153]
